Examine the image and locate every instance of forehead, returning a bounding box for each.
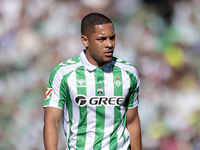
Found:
[93,23,115,35]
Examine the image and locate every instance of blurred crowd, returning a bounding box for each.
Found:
[0,0,200,149]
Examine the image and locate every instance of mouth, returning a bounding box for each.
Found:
[104,50,113,57]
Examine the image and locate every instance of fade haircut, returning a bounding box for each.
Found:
[81,13,114,35]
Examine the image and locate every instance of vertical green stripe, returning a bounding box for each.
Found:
[109,66,123,149]
[62,72,74,150]
[93,68,105,149]
[76,66,87,149]
[58,71,74,108]
[58,77,66,108]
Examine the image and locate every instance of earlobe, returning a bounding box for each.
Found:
[81,35,89,48]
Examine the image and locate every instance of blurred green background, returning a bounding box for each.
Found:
[0,0,200,149]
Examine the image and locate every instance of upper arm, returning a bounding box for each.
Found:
[126,108,142,150]
[126,107,140,125]
[44,107,63,125]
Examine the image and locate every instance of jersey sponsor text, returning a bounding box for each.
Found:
[74,95,124,106]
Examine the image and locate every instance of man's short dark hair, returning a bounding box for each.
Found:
[81,13,113,35]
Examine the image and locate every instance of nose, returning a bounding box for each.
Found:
[105,39,113,48]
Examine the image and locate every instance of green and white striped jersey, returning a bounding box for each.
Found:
[44,50,140,150]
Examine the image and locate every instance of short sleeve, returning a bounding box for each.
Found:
[124,69,140,109]
[43,66,66,109]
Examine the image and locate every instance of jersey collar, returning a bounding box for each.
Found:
[79,50,113,72]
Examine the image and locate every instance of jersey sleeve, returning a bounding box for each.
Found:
[125,68,140,109]
[43,66,66,109]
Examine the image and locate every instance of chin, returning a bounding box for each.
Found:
[104,58,113,63]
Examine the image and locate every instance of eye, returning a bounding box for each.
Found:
[97,37,106,41]
[110,35,116,40]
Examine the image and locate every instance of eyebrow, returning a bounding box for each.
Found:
[110,34,116,38]
[97,34,116,39]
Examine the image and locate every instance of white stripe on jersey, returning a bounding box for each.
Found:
[85,71,96,149]
[123,128,130,149]
[115,111,125,150]
[122,69,130,99]
[116,70,130,149]
[101,72,115,150]
[50,70,63,107]
[68,71,80,150]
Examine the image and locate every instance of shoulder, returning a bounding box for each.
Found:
[112,57,138,75]
[50,56,82,78]
[112,56,140,86]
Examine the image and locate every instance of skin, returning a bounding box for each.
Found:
[126,107,142,150]
[43,107,62,150]
[43,23,142,150]
[81,23,116,67]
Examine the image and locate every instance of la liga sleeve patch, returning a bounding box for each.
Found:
[45,88,53,100]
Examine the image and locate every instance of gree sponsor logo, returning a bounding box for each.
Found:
[74,95,124,107]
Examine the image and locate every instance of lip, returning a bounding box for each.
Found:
[104,50,113,57]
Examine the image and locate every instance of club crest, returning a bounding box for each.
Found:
[114,76,123,87]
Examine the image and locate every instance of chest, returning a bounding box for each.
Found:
[65,69,130,106]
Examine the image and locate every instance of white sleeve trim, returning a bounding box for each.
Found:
[43,105,63,110]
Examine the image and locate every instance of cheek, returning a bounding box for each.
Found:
[93,44,103,53]
[93,47,104,60]
[112,41,115,47]
[89,42,104,56]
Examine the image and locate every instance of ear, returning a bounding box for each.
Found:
[81,35,89,48]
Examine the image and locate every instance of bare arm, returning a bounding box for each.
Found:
[126,107,142,150]
[43,107,63,150]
